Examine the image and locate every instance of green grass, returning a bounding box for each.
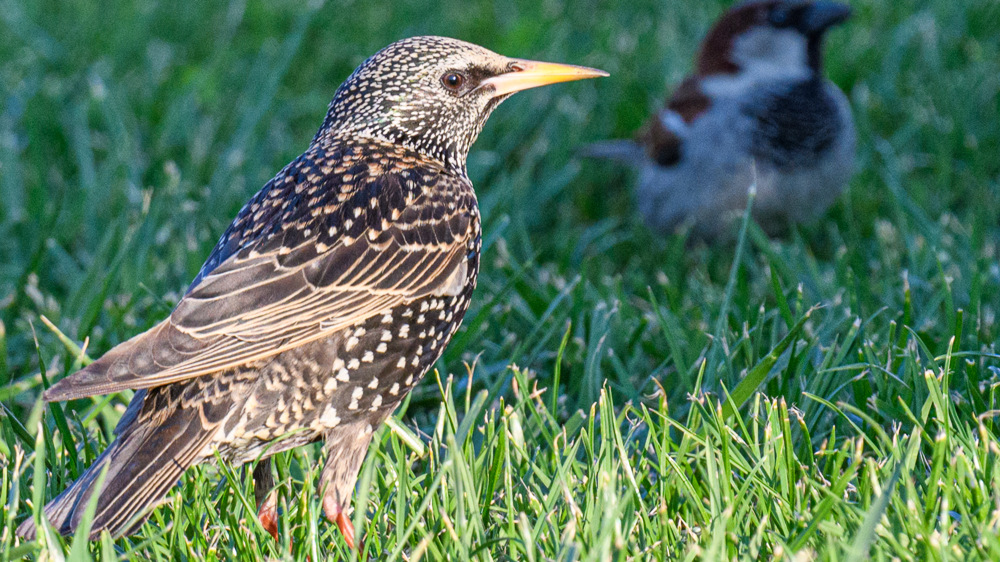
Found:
[2,0,1000,559]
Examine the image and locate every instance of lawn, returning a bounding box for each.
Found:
[1,0,999,559]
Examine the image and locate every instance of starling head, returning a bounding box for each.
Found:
[318,36,607,170]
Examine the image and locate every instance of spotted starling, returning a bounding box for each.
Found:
[16,36,606,547]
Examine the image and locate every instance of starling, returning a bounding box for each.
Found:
[584,0,854,240]
[17,36,606,547]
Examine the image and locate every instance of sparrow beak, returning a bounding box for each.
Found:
[482,59,609,97]
[801,1,852,35]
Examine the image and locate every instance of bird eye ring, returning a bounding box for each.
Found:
[441,72,466,91]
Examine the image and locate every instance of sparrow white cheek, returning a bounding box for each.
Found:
[658,111,689,138]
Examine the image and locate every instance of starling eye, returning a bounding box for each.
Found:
[441,72,466,91]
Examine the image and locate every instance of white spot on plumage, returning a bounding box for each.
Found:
[349,387,363,410]
[320,405,341,426]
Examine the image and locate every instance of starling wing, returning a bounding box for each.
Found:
[45,157,477,402]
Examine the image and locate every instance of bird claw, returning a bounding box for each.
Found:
[258,492,280,542]
[259,491,305,562]
[335,510,357,550]
[324,495,359,550]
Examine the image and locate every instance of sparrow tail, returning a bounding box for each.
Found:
[577,139,646,164]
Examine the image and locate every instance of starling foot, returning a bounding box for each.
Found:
[258,492,279,542]
[324,495,357,549]
[253,459,280,542]
[258,489,306,560]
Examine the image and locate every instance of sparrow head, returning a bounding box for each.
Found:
[318,36,607,171]
[697,1,851,79]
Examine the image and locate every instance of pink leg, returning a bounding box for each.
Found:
[323,494,358,549]
[257,491,280,542]
[257,494,278,540]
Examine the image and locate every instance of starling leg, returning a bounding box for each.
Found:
[323,495,356,549]
[319,423,375,549]
[253,459,279,542]
[258,494,279,542]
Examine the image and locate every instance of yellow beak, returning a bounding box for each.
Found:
[481,59,609,97]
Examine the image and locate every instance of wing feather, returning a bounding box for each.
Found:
[45,166,477,402]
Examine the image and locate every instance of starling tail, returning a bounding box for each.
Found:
[18,384,235,539]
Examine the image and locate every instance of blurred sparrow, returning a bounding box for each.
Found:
[587,0,855,240]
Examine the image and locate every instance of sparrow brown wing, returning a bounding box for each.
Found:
[45,152,478,402]
[638,77,711,167]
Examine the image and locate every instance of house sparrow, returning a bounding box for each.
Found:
[586,0,855,240]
